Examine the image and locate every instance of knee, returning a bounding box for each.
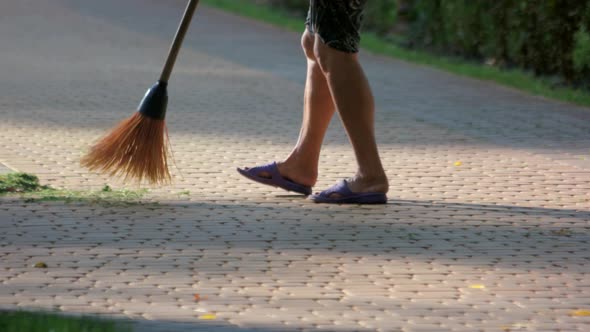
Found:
[301,30,315,61]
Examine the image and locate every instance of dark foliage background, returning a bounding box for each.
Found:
[254,0,590,87]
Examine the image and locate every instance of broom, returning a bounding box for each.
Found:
[81,0,200,184]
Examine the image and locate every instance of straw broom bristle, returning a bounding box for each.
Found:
[81,112,171,184]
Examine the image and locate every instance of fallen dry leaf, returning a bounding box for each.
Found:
[571,309,590,317]
[454,161,463,166]
[33,262,48,268]
[551,228,572,236]
[469,284,486,289]
[501,322,529,331]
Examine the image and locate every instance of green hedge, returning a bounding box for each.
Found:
[411,0,590,84]
[259,0,590,87]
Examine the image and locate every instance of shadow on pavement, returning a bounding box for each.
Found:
[2,197,588,270]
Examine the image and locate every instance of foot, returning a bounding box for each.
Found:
[237,161,313,195]
[321,174,389,199]
[242,161,316,188]
[349,173,389,193]
[309,176,389,204]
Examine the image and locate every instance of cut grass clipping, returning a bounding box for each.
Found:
[0,310,131,332]
[0,172,146,204]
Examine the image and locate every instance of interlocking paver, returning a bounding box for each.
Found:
[1,0,590,331]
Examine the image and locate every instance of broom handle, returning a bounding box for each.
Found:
[159,0,200,83]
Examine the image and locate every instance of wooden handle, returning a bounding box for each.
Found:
[159,0,200,83]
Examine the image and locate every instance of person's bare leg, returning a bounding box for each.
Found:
[278,31,336,187]
[244,31,335,187]
[314,37,388,195]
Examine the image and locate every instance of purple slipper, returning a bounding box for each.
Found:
[237,162,312,195]
[310,180,387,204]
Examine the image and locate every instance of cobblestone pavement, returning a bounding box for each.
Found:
[1,0,590,331]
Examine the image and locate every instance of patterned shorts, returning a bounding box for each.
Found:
[305,0,367,53]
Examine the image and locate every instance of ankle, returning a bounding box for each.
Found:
[353,171,389,192]
[278,160,318,187]
[356,169,387,182]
